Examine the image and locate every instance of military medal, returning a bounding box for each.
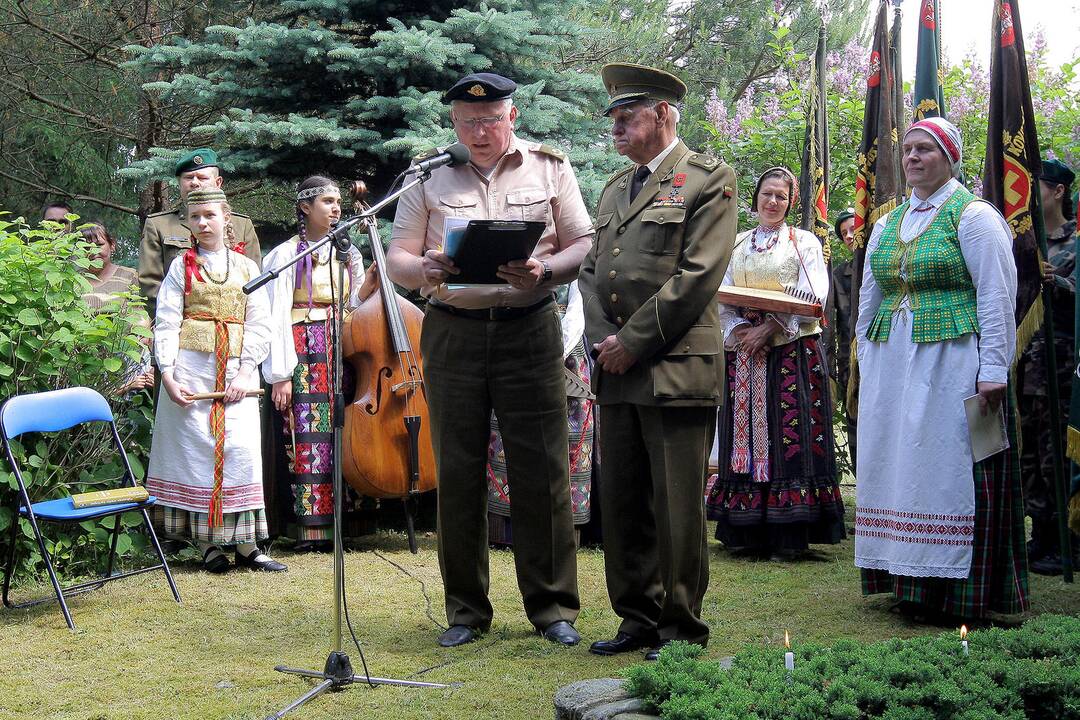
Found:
[652,172,687,209]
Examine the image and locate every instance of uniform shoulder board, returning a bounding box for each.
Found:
[535,144,567,161]
[146,209,174,219]
[230,211,251,219]
[686,154,720,171]
[604,165,635,189]
[412,148,440,163]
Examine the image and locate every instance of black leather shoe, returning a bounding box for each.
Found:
[644,639,673,662]
[202,546,230,574]
[437,624,479,648]
[589,631,651,656]
[541,620,580,646]
[234,548,288,572]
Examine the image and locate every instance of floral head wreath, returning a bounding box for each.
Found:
[751,166,799,215]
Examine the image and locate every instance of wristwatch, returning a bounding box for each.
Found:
[540,260,552,285]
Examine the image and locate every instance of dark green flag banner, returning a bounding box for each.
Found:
[984,0,1043,357]
[847,0,901,415]
[913,0,947,120]
[799,20,831,259]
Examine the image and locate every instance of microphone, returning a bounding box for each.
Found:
[407,143,471,174]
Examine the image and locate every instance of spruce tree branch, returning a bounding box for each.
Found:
[0,76,138,142]
[0,166,137,214]
[12,1,120,70]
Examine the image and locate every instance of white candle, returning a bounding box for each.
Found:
[962,640,969,656]
[784,630,794,679]
[960,625,969,656]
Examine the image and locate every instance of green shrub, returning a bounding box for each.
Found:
[625,615,1080,720]
[0,216,155,584]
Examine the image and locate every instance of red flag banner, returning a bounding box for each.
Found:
[983,0,1043,355]
[847,1,901,415]
[799,21,831,259]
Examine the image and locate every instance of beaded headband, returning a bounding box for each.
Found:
[296,185,339,202]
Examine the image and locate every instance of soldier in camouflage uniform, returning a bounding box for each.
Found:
[1019,158,1077,574]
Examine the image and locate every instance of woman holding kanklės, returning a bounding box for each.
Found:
[706,166,846,560]
[146,187,285,573]
[261,176,378,549]
[854,117,1026,622]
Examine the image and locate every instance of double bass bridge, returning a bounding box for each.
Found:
[391,379,423,393]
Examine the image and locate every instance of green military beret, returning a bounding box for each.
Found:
[600,63,687,115]
[174,148,218,176]
[834,208,855,239]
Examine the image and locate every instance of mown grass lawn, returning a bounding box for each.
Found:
[2,518,1078,720]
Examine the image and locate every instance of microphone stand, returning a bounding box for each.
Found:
[245,171,455,719]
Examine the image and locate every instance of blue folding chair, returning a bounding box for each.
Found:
[1,387,180,630]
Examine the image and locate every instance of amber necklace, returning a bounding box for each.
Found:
[199,245,231,285]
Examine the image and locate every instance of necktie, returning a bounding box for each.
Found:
[630,166,651,202]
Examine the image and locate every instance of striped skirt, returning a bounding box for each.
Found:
[487,340,594,545]
[280,319,362,544]
[707,335,846,551]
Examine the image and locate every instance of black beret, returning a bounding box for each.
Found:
[1041,158,1075,189]
[834,209,855,239]
[443,73,517,103]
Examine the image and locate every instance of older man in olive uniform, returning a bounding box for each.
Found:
[387,72,592,648]
[580,63,737,661]
[138,148,261,317]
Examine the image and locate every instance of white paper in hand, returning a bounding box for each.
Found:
[963,394,1009,462]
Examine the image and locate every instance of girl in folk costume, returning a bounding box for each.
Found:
[147,187,285,573]
[707,167,846,559]
[261,176,378,549]
[486,281,594,544]
[855,118,1026,621]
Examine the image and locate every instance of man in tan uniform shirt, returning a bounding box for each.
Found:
[388,72,593,648]
[138,148,261,318]
[580,64,737,661]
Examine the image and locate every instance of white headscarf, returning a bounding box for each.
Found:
[905,117,963,177]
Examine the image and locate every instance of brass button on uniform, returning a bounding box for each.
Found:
[608,270,617,279]
[610,293,618,303]
[683,344,691,352]
[612,248,621,256]
[617,226,626,234]
[616,316,624,325]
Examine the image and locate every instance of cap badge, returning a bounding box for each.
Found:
[193,155,203,165]
[468,84,486,97]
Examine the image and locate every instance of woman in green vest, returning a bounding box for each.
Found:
[854,117,1027,623]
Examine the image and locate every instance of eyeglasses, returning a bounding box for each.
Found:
[453,115,504,130]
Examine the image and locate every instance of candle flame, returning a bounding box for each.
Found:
[784,630,790,649]
[960,625,968,640]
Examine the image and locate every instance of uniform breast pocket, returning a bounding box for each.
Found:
[439,193,482,220]
[638,207,686,255]
[505,188,551,223]
[162,235,191,273]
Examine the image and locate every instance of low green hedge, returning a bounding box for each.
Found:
[625,614,1080,719]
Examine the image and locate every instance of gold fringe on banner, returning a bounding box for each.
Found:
[868,197,898,227]
[846,337,860,419]
[1067,425,1080,467]
[1013,293,1045,363]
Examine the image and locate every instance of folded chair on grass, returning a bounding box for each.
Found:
[1,386,180,630]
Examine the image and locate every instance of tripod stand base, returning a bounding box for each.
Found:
[266,651,454,719]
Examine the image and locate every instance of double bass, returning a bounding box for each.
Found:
[341,181,436,552]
